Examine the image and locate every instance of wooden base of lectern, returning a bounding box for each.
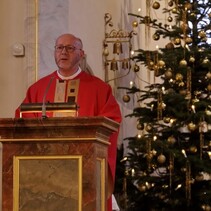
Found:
[0,117,119,211]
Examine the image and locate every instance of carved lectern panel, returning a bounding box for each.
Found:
[14,156,82,211]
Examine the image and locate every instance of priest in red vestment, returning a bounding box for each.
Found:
[15,33,122,211]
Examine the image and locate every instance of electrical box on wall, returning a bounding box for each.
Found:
[12,43,25,57]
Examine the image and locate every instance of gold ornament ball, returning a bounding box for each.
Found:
[148,60,155,70]
[172,7,177,14]
[158,60,165,68]
[152,149,157,156]
[190,12,197,20]
[195,173,204,181]
[185,2,192,11]
[138,184,147,192]
[174,38,181,45]
[203,57,209,63]
[165,42,174,49]
[179,59,187,67]
[144,16,151,24]
[189,145,197,153]
[149,60,154,66]
[189,56,195,63]
[145,123,153,132]
[167,16,173,22]
[185,37,193,44]
[152,1,160,9]
[178,81,185,87]
[163,117,171,123]
[167,136,176,145]
[157,154,166,164]
[188,122,197,131]
[201,205,211,211]
[153,33,160,41]
[122,94,130,103]
[165,68,173,79]
[132,21,138,28]
[198,47,203,52]
[168,1,174,7]
[202,58,210,67]
[180,22,188,31]
[207,84,211,91]
[205,109,211,116]
[137,123,144,130]
[176,73,183,81]
[206,72,211,79]
[199,30,206,38]
[134,64,140,72]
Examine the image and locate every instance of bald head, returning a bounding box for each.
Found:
[55,34,83,50]
[54,33,85,77]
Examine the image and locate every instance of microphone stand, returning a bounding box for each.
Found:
[42,76,54,118]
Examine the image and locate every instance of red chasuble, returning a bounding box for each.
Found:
[15,70,122,211]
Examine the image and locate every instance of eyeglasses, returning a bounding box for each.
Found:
[55,45,81,53]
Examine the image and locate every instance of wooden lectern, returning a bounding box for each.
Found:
[0,117,119,211]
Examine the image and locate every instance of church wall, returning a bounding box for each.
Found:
[0,0,26,118]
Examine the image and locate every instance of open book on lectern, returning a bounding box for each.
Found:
[19,102,79,118]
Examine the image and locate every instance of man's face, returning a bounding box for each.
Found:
[54,35,84,72]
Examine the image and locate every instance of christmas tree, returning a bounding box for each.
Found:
[117,0,211,210]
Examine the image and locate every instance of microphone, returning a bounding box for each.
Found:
[42,76,55,118]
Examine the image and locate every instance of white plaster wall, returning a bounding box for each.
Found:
[0,0,27,118]
[68,0,115,80]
